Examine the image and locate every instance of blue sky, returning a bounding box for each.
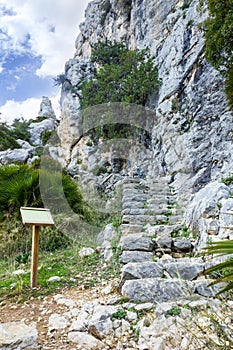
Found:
[0,0,88,123]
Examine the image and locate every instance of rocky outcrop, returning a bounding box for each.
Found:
[54,0,233,257]
[0,97,58,165]
[38,96,56,119]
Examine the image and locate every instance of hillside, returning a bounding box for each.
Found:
[0,0,233,349]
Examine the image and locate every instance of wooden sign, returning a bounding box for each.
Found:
[20,207,54,226]
[20,207,55,288]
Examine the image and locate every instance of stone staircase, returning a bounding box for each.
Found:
[118,177,221,303]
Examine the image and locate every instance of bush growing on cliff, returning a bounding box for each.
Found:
[80,40,160,108]
[0,119,30,151]
[203,0,233,109]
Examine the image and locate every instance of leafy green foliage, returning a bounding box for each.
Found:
[204,240,233,294]
[81,40,160,108]
[0,124,20,151]
[11,119,31,141]
[221,174,233,186]
[0,119,31,151]
[0,164,94,223]
[112,309,127,320]
[0,164,41,217]
[165,306,181,317]
[203,0,233,109]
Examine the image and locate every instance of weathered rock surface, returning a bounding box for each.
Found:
[0,321,37,349]
[0,148,32,165]
[29,118,57,146]
[122,278,193,303]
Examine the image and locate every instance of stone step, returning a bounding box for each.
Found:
[167,215,184,224]
[153,224,184,235]
[121,224,144,234]
[122,214,169,225]
[121,262,163,281]
[122,190,148,198]
[147,195,175,203]
[122,183,150,191]
[122,194,149,202]
[120,251,154,264]
[121,277,224,303]
[121,259,204,282]
[119,235,155,252]
[122,278,193,303]
[121,208,174,216]
[122,201,147,210]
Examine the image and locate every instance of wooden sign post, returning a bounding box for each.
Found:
[20,207,55,288]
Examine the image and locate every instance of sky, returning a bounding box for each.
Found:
[0,0,89,124]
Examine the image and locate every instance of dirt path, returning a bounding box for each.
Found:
[0,284,119,349]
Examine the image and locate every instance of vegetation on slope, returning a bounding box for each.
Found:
[80,40,160,109]
[0,119,31,151]
[0,163,97,258]
[203,0,233,109]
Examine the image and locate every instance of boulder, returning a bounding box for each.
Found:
[122,278,193,303]
[120,251,154,264]
[119,235,155,251]
[0,149,31,165]
[165,261,204,280]
[121,262,163,281]
[0,321,37,349]
[67,331,105,349]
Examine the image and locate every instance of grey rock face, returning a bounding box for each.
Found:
[165,262,204,280]
[119,235,155,251]
[67,331,104,349]
[29,118,57,146]
[38,96,56,119]
[122,278,193,303]
[120,251,154,264]
[173,237,192,251]
[0,321,38,350]
[121,262,163,281]
[97,223,117,245]
[0,148,32,165]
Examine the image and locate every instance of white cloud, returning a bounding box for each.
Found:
[0,0,89,76]
[0,93,61,124]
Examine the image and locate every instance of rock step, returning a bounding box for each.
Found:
[122,201,147,210]
[147,195,176,202]
[122,214,169,225]
[121,277,222,303]
[121,224,144,234]
[119,235,155,251]
[122,194,149,202]
[122,277,193,303]
[121,259,204,282]
[121,208,177,216]
[120,250,154,264]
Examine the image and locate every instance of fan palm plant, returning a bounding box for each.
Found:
[0,164,42,218]
[203,240,233,294]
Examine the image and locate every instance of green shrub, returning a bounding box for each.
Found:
[0,164,41,217]
[81,40,160,109]
[0,124,20,151]
[41,130,53,145]
[203,0,233,109]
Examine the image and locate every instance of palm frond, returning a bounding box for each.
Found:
[204,239,233,294]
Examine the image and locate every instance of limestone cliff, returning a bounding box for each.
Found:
[57,0,233,248]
